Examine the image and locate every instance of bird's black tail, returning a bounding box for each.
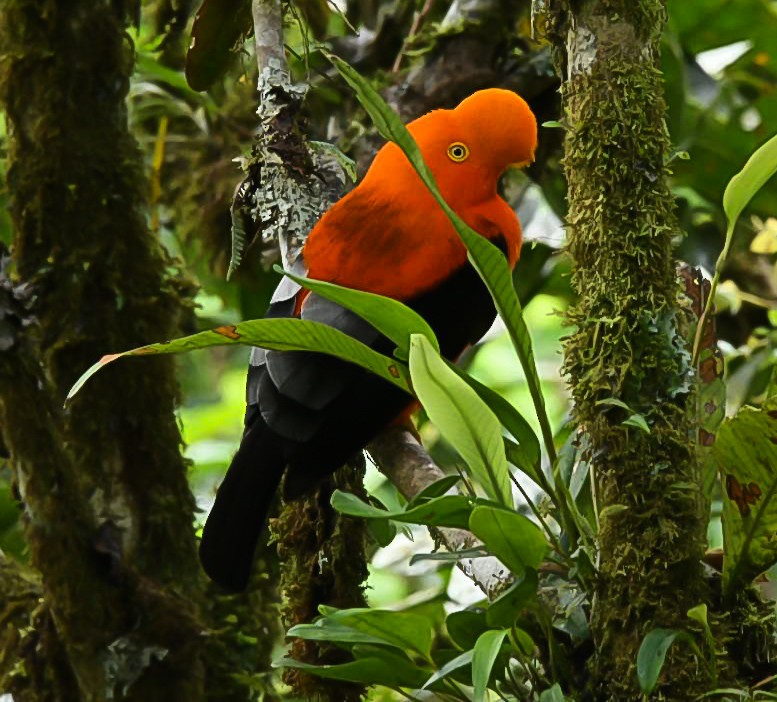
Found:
[199,420,286,591]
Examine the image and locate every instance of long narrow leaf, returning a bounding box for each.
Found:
[277,264,439,354]
[472,629,507,702]
[331,490,472,529]
[326,52,556,465]
[422,650,474,690]
[447,362,542,481]
[67,318,411,401]
[409,335,511,506]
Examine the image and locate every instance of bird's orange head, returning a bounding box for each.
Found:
[364,88,537,207]
[303,89,536,296]
[452,89,537,173]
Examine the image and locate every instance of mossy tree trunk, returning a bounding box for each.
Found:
[0,2,285,699]
[545,1,709,698]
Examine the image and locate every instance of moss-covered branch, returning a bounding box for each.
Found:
[545,1,709,698]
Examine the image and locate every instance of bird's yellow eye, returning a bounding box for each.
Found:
[447,142,470,162]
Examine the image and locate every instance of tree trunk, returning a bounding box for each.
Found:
[545,1,709,698]
[0,2,206,698]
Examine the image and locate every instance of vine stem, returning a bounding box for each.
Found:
[691,222,733,366]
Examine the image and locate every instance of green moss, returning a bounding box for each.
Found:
[273,464,368,702]
[0,0,208,697]
[546,1,713,698]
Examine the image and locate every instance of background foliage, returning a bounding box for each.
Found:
[2,0,777,699]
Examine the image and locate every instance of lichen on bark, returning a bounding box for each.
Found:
[544,1,710,698]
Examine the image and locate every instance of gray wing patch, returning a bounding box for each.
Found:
[246,285,389,442]
[269,256,306,304]
[264,293,382,411]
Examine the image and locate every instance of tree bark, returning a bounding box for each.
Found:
[249,2,368,700]
[544,1,709,698]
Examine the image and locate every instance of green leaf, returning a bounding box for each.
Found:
[331,490,473,529]
[323,608,434,659]
[472,629,507,702]
[67,318,411,401]
[686,603,708,629]
[693,132,777,364]
[277,264,439,354]
[287,622,389,645]
[469,506,547,577]
[185,0,253,91]
[723,131,777,231]
[623,413,651,433]
[309,141,357,182]
[713,399,777,593]
[325,52,557,466]
[448,363,541,480]
[596,397,634,412]
[504,438,542,488]
[422,649,473,690]
[539,683,567,701]
[135,52,217,112]
[406,475,462,507]
[274,649,428,689]
[486,569,539,628]
[409,335,511,506]
[636,628,681,694]
[446,609,489,650]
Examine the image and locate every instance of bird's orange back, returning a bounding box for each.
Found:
[303,89,537,300]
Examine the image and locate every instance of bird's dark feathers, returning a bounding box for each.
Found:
[200,238,507,590]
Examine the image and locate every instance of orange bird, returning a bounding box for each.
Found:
[200,89,537,590]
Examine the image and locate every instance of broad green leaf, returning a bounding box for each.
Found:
[714,400,777,593]
[326,52,556,464]
[422,649,473,690]
[510,626,536,656]
[185,0,252,91]
[486,569,539,628]
[448,362,541,480]
[409,335,511,506]
[723,131,777,231]
[67,318,411,401]
[540,684,567,701]
[472,629,507,702]
[623,413,650,433]
[278,265,439,355]
[504,438,542,488]
[636,628,682,694]
[446,609,489,650]
[323,608,434,659]
[469,506,547,577]
[406,475,462,509]
[274,650,429,689]
[287,622,388,645]
[331,490,472,529]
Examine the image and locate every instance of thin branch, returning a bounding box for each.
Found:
[368,426,513,598]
